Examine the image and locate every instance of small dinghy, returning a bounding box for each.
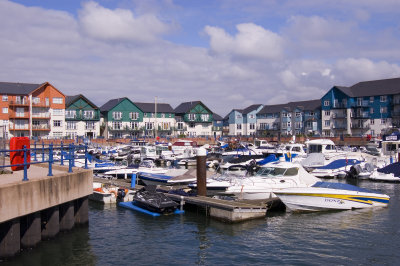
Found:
[132,185,179,214]
[369,162,400,182]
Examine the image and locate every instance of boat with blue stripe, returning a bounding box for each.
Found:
[274,181,390,212]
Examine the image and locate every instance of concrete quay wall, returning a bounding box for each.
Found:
[0,164,93,258]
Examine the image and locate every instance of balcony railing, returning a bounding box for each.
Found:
[32,113,51,119]
[32,124,50,130]
[9,124,29,130]
[332,102,347,109]
[65,113,100,120]
[9,112,28,119]
[9,100,29,106]
[351,124,370,129]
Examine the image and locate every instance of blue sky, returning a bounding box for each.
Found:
[2,0,400,115]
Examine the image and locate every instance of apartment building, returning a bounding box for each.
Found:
[134,102,175,137]
[321,78,400,137]
[174,101,213,137]
[0,82,65,139]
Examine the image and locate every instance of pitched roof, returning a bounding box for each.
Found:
[174,101,212,114]
[134,102,174,113]
[242,104,262,115]
[0,82,45,95]
[100,97,129,112]
[258,104,288,114]
[286,99,321,111]
[66,94,99,109]
[335,77,400,97]
[213,113,223,120]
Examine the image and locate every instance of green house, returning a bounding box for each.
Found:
[100,97,143,138]
[65,94,100,139]
[174,101,214,137]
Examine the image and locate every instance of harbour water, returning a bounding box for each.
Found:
[2,179,400,265]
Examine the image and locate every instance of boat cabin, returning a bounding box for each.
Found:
[381,133,400,156]
[306,139,338,155]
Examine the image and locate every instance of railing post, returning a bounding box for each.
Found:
[48,143,53,176]
[34,141,37,162]
[42,141,45,162]
[68,144,73,173]
[60,141,64,165]
[22,145,28,181]
[71,143,75,167]
[84,143,89,169]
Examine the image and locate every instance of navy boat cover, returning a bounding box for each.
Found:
[377,162,400,177]
[317,159,361,169]
[312,181,380,194]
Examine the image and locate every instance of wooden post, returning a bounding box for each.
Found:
[196,147,207,196]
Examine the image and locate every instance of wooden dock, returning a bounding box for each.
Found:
[93,177,276,223]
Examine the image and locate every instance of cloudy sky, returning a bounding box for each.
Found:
[1,0,400,116]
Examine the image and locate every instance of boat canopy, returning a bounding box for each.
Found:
[312,181,380,194]
[377,162,400,177]
[316,159,362,169]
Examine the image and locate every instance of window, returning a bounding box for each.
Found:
[66,121,76,130]
[342,99,347,106]
[249,114,255,119]
[282,112,288,118]
[201,114,209,121]
[188,113,196,121]
[250,123,255,130]
[189,122,195,128]
[306,121,312,128]
[112,122,122,129]
[162,122,170,130]
[86,121,95,130]
[2,95,8,102]
[144,113,148,118]
[370,96,374,103]
[16,107,25,117]
[380,96,387,102]
[295,112,301,117]
[324,100,330,106]
[2,107,8,114]
[32,97,40,104]
[295,122,302,129]
[381,119,387,125]
[370,107,374,114]
[145,122,153,130]
[53,132,63,138]
[357,98,363,106]
[309,111,315,116]
[370,130,375,136]
[237,124,242,130]
[287,121,291,127]
[236,114,242,119]
[52,97,63,104]
[53,109,63,116]
[112,112,122,120]
[324,120,330,127]
[53,120,62,127]
[380,107,387,113]
[65,110,76,119]
[130,122,138,129]
[84,110,94,119]
[324,111,330,116]
[161,113,165,118]
[177,122,184,130]
[370,119,375,125]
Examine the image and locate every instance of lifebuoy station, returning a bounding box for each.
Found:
[0,137,93,258]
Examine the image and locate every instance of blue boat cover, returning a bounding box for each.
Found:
[138,172,172,181]
[377,162,400,177]
[317,159,361,169]
[257,154,278,165]
[312,181,380,194]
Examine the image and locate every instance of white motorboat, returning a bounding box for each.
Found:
[89,182,135,203]
[369,162,400,182]
[137,168,196,186]
[311,158,363,178]
[219,161,320,200]
[274,181,390,212]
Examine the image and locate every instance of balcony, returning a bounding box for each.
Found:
[351,112,370,119]
[351,124,370,129]
[32,124,50,131]
[65,113,100,121]
[32,113,51,119]
[332,113,347,119]
[350,101,369,108]
[9,99,29,106]
[331,123,346,130]
[332,102,347,109]
[9,112,29,119]
[9,124,29,130]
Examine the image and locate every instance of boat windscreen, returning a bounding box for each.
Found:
[257,167,298,176]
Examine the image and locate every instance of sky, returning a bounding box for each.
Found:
[1,0,400,116]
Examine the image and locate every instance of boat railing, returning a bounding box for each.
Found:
[0,142,91,181]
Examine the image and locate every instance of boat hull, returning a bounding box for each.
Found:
[274,187,390,212]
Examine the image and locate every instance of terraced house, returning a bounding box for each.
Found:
[100,97,143,139]
[256,100,321,137]
[134,102,175,137]
[65,94,100,139]
[321,77,400,137]
[174,101,214,137]
[0,82,65,139]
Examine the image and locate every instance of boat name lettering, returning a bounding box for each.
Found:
[324,198,344,204]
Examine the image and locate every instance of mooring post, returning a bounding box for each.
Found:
[42,141,45,162]
[196,147,207,196]
[71,143,75,167]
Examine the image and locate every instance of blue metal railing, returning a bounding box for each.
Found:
[0,142,90,182]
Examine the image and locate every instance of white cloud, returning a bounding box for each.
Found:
[78,1,170,42]
[204,23,284,60]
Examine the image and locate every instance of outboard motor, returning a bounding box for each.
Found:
[117,188,126,202]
